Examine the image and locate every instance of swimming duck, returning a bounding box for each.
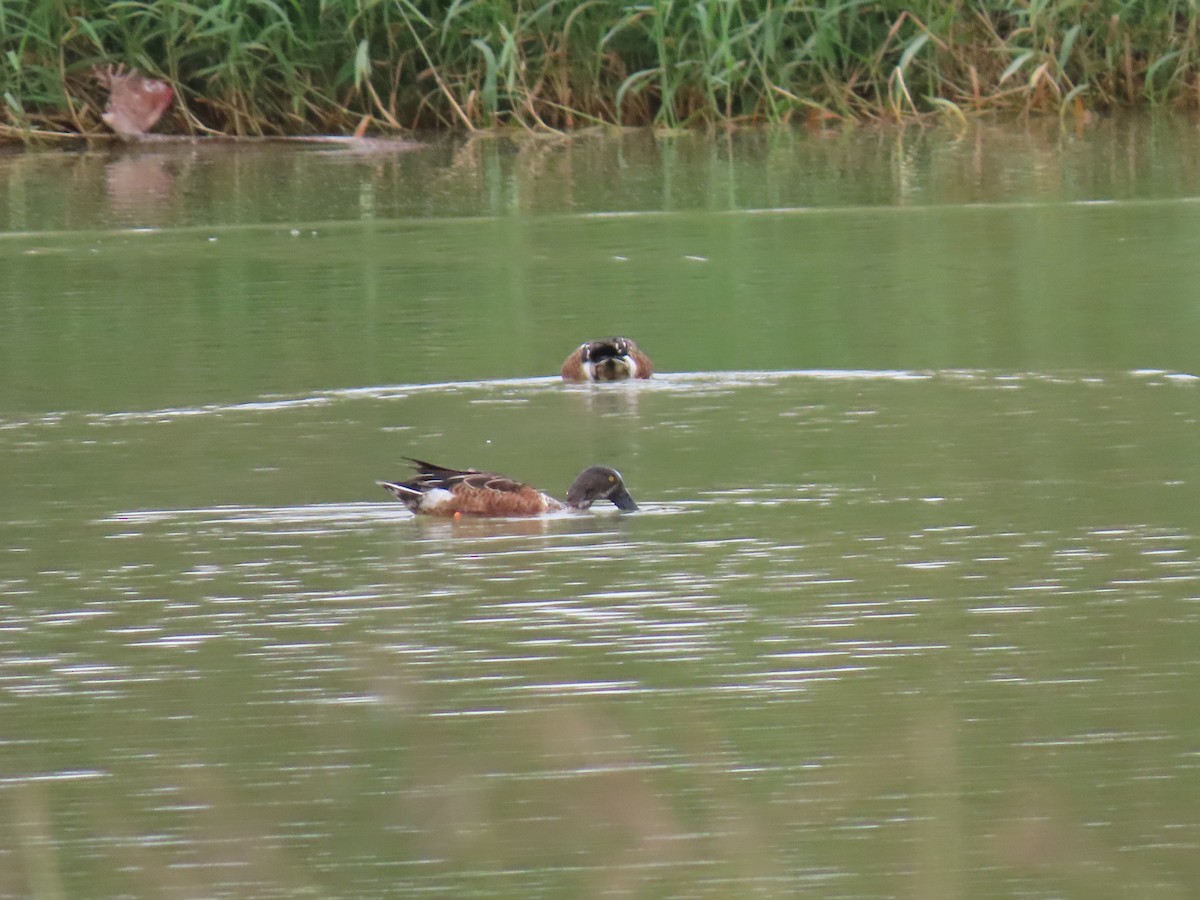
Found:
[561,337,654,381]
[379,458,638,517]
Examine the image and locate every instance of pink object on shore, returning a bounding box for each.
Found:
[93,65,174,137]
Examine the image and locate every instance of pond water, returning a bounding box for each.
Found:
[2,120,1199,897]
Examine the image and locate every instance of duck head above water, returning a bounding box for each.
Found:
[565,465,638,511]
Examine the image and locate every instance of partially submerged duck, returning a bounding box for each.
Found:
[379,458,638,517]
[561,337,654,382]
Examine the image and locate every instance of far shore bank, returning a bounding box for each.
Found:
[4,1,1200,143]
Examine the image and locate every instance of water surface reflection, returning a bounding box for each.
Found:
[3,369,1198,894]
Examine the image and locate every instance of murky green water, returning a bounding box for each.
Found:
[3,121,1200,897]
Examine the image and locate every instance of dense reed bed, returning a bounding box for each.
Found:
[3,0,1200,139]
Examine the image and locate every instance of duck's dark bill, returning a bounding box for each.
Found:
[611,488,638,511]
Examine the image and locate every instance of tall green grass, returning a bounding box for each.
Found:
[3,1,1200,138]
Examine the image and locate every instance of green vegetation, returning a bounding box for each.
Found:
[4,0,1200,138]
